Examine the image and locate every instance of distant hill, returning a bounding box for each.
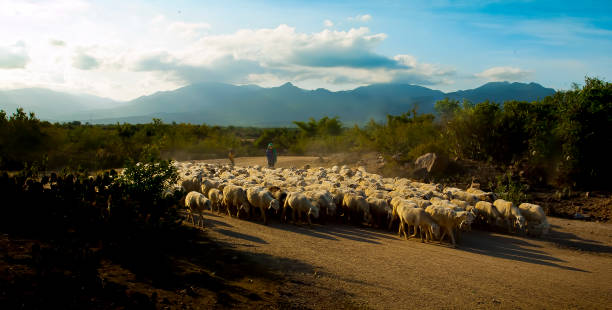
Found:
[445,82,555,103]
[0,88,122,121]
[0,82,556,126]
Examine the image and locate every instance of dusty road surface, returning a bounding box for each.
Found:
[185,156,612,309]
[195,212,612,309]
[192,156,328,169]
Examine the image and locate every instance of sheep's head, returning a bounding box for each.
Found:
[238,203,250,217]
[268,199,280,212]
[363,210,373,224]
[309,206,320,219]
[515,215,525,231]
[431,223,441,240]
[326,202,337,217]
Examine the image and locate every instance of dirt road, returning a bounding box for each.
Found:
[195,211,612,309]
[187,156,612,309]
[192,156,328,169]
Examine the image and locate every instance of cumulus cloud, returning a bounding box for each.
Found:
[349,14,372,22]
[134,52,264,84]
[324,19,334,27]
[0,41,29,69]
[73,50,100,70]
[129,24,454,90]
[475,66,532,81]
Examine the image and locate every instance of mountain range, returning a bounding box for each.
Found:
[0,81,555,126]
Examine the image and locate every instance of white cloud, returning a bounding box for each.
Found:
[167,21,211,39]
[475,66,532,81]
[49,39,66,47]
[324,19,334,27]
[349,14,372,22]
[0,41,29,69]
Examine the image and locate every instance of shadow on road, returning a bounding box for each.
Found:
[459,231,589,272]
[214,229,269,244]
[542,227,612,254]
[265,222,392,244]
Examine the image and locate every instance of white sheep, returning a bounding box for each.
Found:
[222,184,251,218]
[425,205,459,247]
[518,203,550,236]
[208,188,222,213]
[246,187,280,225]
[342,194,373,225]
[366,197,392,229]
[466,187,495,202]
[397,204,440,242]
[185,191,210,228]
[474,201,503,227]
[304,190,337,219]
[282,192,320,226]
[180,176,201,193]
[493,199,525,233]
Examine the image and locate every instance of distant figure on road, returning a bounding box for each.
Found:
[228,149,235,167]
[266,143,277,168]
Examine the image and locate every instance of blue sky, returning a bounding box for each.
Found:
[0,0,610,100]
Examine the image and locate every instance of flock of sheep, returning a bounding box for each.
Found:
[175,162,550,247]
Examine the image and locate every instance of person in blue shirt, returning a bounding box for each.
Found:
[266,143,277,168]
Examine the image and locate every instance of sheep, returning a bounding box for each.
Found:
[453,210,476,243]
[342,194,373,226]
[388,198,417,230]
[201,179,219,197]
[282,192,320,226]
[366,197,392,229]
[493,199,525,233]
[450,199,470,211]
[208,188,222,213]
[474,201,503,227]
[425,205,459,247]
[222,184,251,218]
[304,190,337,220]
[518,203,550,236]
[466,187,495,202]
[180,176,201,192]
[246,187,280,225]
[397,204,440,242]
[451,191,479,204]
[185,191,211,227]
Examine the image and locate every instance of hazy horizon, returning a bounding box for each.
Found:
[1,0,610,101]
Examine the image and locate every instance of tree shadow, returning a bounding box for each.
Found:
[105,225,328,308]
[541,227,612,254]
[459,231,589,273]
[265,222,389,244]
[213,229,269,244]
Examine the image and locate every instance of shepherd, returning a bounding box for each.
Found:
[228,149,235,167]
[266,143,277,168]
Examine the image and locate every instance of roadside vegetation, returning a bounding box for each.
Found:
[0,77,609,191]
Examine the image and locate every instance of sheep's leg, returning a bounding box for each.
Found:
[419,225,425,243]
[439,229,447,244]
[449,228,456,247]
[397,221,403,237]
[388,212,395,231]
[307,213,312,226]
[291,209,296,224]
[262,207,268,225]
[409,225,418,238]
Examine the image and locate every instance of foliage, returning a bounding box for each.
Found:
[490,170,529,205]
[0,77,609,189]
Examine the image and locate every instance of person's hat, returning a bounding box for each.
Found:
[268,143,273,147]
